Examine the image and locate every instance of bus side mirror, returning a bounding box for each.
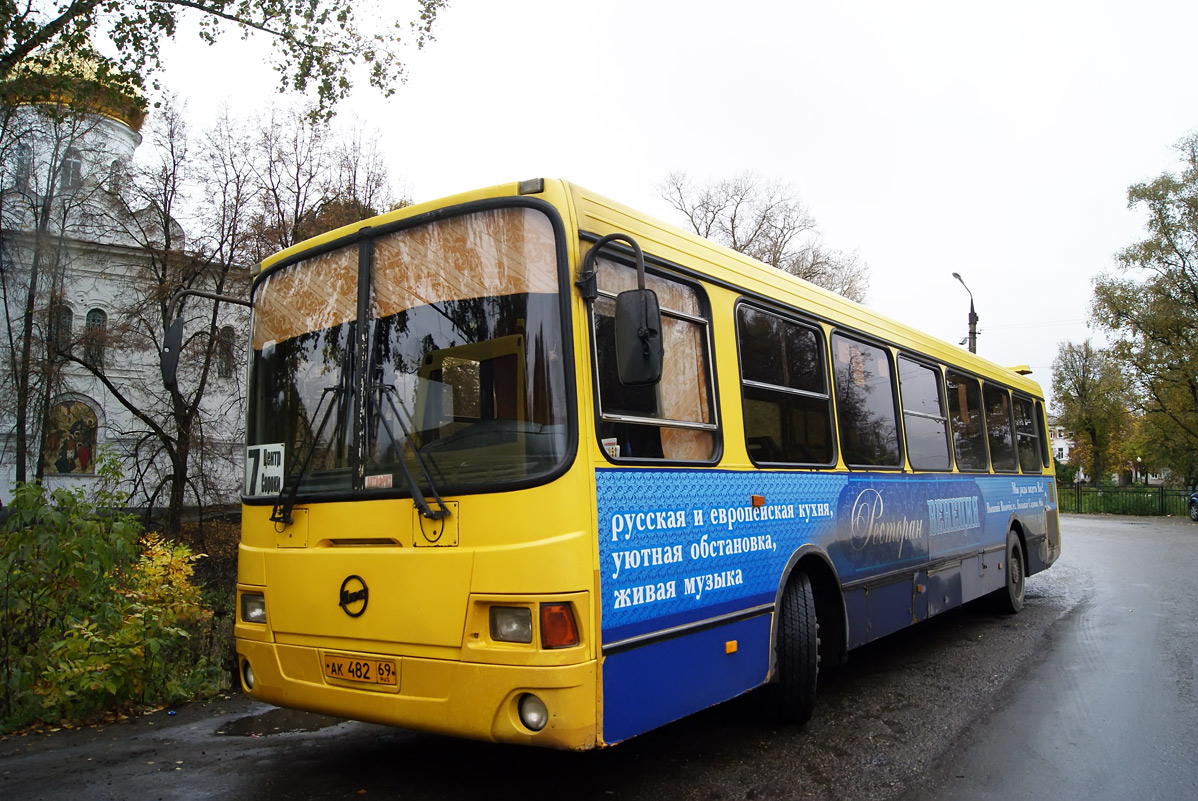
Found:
[584,232,664,387]
[159,288,254,392]
[160,315,184,391]
[614,288,663,386]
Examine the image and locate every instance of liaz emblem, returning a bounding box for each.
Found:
[338,575,369,618]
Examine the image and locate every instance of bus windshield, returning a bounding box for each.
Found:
[245,205,570,499]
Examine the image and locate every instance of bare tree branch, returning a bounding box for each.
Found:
[657,170,869,303]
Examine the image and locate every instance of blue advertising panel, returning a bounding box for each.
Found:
[596,467,1051,743]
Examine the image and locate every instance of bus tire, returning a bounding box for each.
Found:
[774,571,819,724]
[994,530,1025,614]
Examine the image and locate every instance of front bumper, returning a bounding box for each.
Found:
[235,639,600,750]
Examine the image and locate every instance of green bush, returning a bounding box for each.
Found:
[1054,462,1079,485]
[0,453,227,731]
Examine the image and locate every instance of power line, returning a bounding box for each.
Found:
[983,319,1089,331]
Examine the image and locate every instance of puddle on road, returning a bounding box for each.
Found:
[216,707,346,737]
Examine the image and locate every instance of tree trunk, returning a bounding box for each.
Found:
[13,240,45,484]
[165,399,193,533]
[1088,428,1103,485]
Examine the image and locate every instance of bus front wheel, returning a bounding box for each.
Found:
[993,531,1025,614]
[774,571,819,724]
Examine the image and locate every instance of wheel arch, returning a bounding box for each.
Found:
[770,545,848,677]
[1008,516,1029,568]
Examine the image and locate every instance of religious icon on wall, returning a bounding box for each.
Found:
[42,400,99,475]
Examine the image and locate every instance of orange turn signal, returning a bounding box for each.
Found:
[540,603,580,649]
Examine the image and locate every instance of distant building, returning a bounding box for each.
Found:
[1049,422,1073,467]
[0,61,244,508]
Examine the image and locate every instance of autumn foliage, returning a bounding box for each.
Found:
[0,454,226,732]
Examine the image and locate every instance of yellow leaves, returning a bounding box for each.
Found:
[3,496,223,731]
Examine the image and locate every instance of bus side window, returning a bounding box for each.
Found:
[983,382,1018,473]
[1012,394,1044,473]
[1034,400,1051,468]
[897,357,951,471]
[591,254,716,462]
[945,370,988,471]
[737,305,834,465]
[831,333,901,468]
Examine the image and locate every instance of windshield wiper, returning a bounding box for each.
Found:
[371,381,450,520]
[271,385,343,526]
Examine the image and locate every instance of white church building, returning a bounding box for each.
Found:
[0,63,244,510]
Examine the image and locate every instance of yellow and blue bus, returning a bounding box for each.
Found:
[233,179,1060,749]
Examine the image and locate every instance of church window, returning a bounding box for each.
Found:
[218,325,236,378]
[60,148,83,192]
[84,308,107,369]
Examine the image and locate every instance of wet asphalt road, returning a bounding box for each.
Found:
[1,514,1195,800]
[911,514,1198,801]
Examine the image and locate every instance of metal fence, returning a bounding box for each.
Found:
[1058,484,1192,517]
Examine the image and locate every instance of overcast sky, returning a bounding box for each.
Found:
[161,1,1198,409]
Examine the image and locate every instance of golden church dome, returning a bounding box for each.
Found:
[0,50,147,132]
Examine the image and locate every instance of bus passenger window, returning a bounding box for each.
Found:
[831,333,901,467]
[590,254,716,462]
[737,306,833,465]
[897,357,950,471]
[945,371,988,471]
[1013,394,1044,473]
[593,305,659,418]
[1034,400,1051,467]
[983,382,1017,472]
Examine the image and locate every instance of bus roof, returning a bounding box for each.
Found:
[258,178,1046,399]
[562,181,1045,399]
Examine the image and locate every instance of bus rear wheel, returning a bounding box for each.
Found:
[773,571,819,724]
[993,531,1025,614]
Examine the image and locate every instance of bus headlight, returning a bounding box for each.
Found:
[489,606,533,643]
[240,593,267,624]
[518,693,548,732]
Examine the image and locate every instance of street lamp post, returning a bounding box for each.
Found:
[951,272,978,354]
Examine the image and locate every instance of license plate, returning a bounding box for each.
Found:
[323,653,397,686]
